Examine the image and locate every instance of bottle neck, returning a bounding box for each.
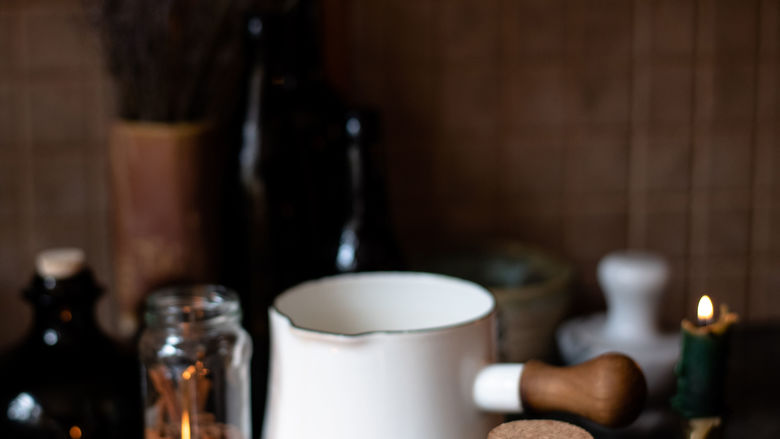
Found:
[336,112,400,272]
[344,144,391,222]
[24,270,104,344]
[256,0,325,84]
[346,140,366,220]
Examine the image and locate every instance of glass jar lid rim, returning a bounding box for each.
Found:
[144,284,241,326]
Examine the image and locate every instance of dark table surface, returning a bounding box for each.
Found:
[511,322,780,439]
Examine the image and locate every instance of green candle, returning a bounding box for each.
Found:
[671,297,738,419]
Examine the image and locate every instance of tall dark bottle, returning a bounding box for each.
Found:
[253,0,348,295]
[237,3,403,429]
[0,248,142,438]
[238,3,349,427]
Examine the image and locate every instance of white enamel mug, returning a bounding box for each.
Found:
[262,272,645,439]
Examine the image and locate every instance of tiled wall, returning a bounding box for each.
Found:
[0,0,115,348]
[348,0,780,327]
[1,0,779,348]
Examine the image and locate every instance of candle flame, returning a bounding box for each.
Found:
[181,409,190,439]
[181,365,196,439]
[698,295,714,321]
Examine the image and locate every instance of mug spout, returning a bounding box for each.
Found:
[473,363,524,413]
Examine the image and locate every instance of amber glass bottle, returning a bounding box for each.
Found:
[0,249,142,438]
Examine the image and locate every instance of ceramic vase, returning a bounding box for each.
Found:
[109,121,221,337]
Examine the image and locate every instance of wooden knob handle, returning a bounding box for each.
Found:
[520,353,647,428]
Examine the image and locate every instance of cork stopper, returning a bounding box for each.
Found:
[35,248,86,279]
[488,420,593,439]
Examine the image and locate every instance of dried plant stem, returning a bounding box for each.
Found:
[148,365,180,423]
[86,0,251,123]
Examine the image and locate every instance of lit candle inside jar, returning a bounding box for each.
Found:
[181,410,191,439]
[181,366,196,439]
[671,294,738,436]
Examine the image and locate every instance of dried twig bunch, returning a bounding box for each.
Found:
[87,0,252,122]
[146,363,243,439]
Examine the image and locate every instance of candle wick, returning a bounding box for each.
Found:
[697,317,714,328]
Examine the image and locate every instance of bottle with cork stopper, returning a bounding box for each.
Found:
[0,248,142,438]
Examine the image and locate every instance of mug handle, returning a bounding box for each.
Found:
[473,352,647,428]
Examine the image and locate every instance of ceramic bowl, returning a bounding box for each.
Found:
[410,242,573,362]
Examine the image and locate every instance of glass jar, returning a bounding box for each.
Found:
[139,285,252,439]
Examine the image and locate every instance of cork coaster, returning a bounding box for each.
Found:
[488,420,593,439]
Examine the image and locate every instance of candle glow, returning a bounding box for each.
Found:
[181,365,196,439]
[697,295,714,322]
[181,410,190,439]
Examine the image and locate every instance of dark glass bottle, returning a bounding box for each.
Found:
[237,11,275,432]
[335,110,403,273]
[237,3,403,429]
[256,0,348,294]
[237,3,348,429]
[0,249,142,439]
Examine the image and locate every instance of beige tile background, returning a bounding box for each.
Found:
[349,0,780,327]
[0,0,114,347]
[0,0,778,349]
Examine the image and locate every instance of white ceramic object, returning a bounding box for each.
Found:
[36,248,86,278]
[262,272,527,439]
[556,251,679,398]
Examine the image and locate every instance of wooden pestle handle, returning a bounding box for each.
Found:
[520,353,647,428]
